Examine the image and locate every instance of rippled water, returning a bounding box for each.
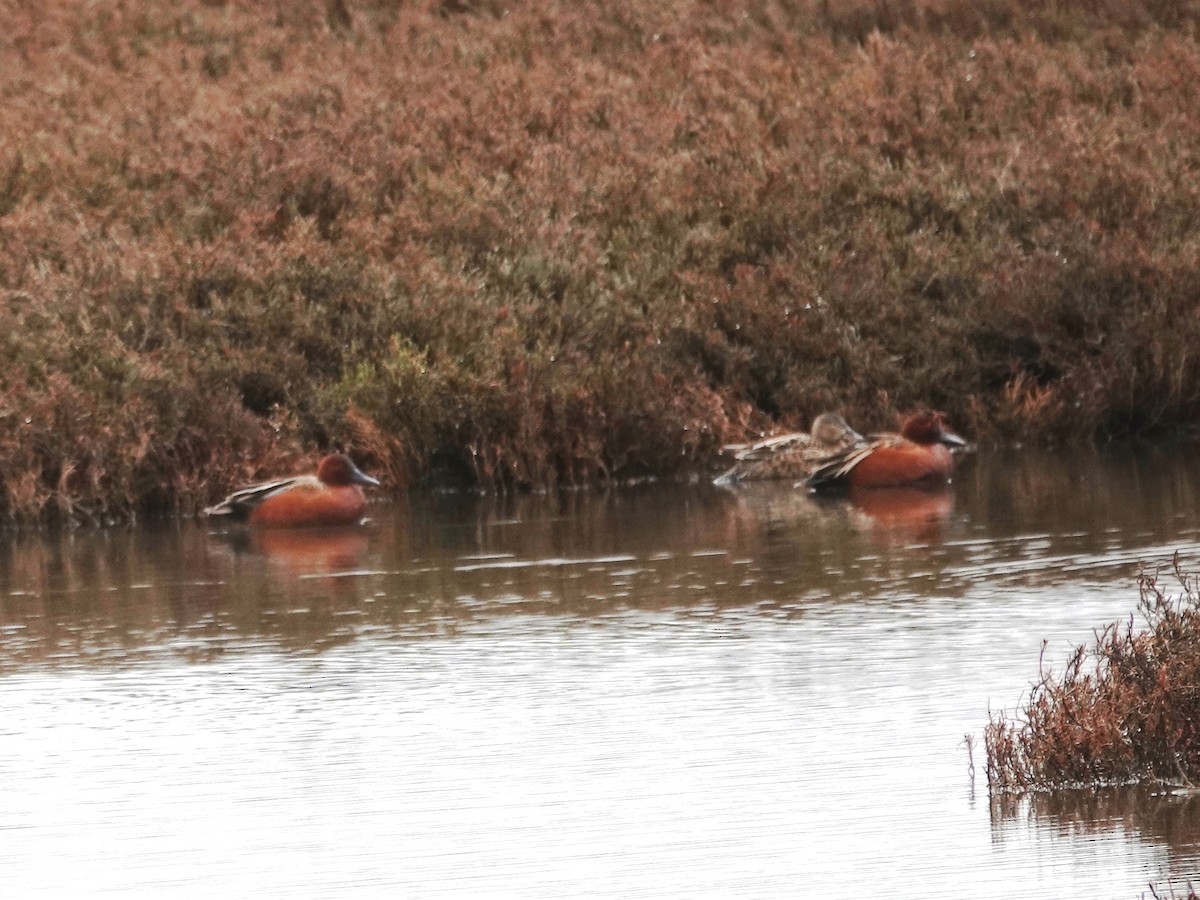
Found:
[4,447,1200,897]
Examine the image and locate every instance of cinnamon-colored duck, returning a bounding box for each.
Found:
[204,453,380,527]
[806,411,967,490]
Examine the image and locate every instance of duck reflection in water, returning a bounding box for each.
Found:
[842,485,955,544]
[718,478,955,550]
[212,526,372,575]
[254,527,370,573]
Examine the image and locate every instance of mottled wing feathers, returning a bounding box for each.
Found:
[203,475,317,519]
[805,435,904,488]
[725,432,811,462]
[716,426,865,484]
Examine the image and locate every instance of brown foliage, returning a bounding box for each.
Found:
[3,1,1200,521]
[986,557,1200,792]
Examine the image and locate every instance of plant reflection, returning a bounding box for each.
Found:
[990,784,1200,861]
[4,445,1200,670]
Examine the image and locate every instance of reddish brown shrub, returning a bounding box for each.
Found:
[3,1,1200,521]
[987,557,1200,792]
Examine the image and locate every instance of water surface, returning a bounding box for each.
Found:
[4,446,1200,898]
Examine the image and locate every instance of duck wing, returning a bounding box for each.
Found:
[715,432,817,484]
[806,434,906,489]
[725,432,812,461]
[203,475,314,519]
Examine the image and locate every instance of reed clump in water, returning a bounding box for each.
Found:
[986,557,1200,792]
[1143,885,1200,900]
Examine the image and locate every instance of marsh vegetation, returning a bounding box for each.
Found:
[4,1,1200,522]
[987,558,1200,793]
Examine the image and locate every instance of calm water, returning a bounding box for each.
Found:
[4,447,1200,898]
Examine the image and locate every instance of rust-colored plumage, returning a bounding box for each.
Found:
[204,454,380,527]
[807,411,967,490]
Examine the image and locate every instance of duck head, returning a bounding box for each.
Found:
[900,411,968,448]
[317,454,381,488]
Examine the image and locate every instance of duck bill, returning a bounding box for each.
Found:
[938,430,968,449]
[349,465,381,488]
